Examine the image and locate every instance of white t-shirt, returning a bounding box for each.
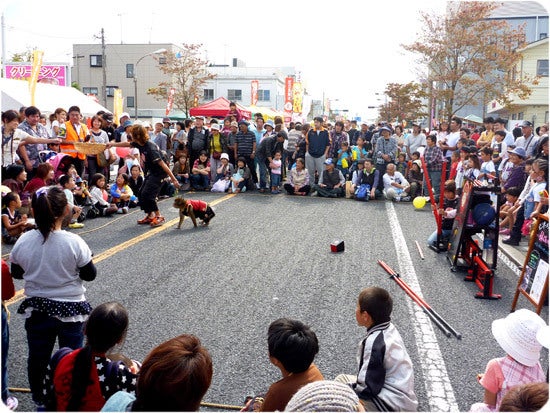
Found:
[444,131,460,158]
[404,133,426,155]
[10,230,93,301]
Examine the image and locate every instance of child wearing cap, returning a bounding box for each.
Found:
[470,309,546,412]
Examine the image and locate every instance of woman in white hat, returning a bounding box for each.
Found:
[470,309,547,412]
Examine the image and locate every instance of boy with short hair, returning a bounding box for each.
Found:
[249,318,324,412]
[336,287,418,412]
[478,147,496,184]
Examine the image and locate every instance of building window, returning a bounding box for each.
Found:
[511,114,517,120]
[106,86,117,97]
[204,89,214,100]
[90,55,102,67]
[126,64,135,78]
[518,112,524,120]
[82,87,98,95]
[541,33,548,40]
[258,89,270,101]
[127,96,135,108]
[537,60,548,77]
[158,56,167,65]
[228,89,242,101]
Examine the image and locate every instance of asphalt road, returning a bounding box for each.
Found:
[2,192,548,412]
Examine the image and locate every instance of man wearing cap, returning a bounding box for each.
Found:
[234,121,258,185]
[98,111,116,142]
[187,116,209,168]
[519,120,539,158]
[306,117,331,188]
[311,158,345,198]
[114,112,131,142]
[374,126,398,194]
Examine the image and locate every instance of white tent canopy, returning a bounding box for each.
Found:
[0,78,109,116]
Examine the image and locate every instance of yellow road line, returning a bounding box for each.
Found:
[93,193,234,263]
[5,194,235,306]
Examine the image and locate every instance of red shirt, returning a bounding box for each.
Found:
[187,199,208,212]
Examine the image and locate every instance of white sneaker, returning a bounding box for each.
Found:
[122,207,129,214]
[117,208,123,214]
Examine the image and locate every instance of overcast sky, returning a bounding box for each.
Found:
[1,0,448,116]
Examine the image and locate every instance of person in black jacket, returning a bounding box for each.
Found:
[187,116,209,168]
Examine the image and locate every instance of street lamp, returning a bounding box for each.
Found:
[133,48,167,120]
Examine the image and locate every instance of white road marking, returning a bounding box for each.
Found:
[386,202,459,412]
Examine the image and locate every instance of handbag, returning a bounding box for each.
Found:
[355,183,370,201]
[211,178,230,193]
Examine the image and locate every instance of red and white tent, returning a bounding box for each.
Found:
[189,97,251,120]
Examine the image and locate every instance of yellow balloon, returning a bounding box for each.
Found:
[413,196,426,209]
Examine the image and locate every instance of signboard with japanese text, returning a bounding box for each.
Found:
[5,63,69,86]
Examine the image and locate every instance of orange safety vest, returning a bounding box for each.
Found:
[60,121,88,160]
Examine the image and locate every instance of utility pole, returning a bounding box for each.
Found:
[101,28,107,107]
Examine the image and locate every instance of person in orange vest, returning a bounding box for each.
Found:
[59,105,89,177]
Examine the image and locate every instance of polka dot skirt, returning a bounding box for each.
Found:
[17,297,92,318]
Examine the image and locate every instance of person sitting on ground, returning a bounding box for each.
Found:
[382,163,411,201]
[110,173,135,214]
[88,173,118,217]
[311,158,345,198]
[427,180,459,248]
[243,318,324,412]
[101,334,213,412]
[336,141,351,179]
[230,157,252,194]
[283,157,310,196]
[284,380,364,412]
[59,174,84,229]
[215,153,234,182]
[172,154,190,191]
[1,192,34,244]
[335,287,418,412]
[190,150,211,191]
[350,158,379,201]
[125,165,141,208]
[407,159,424,198]
[498,186,521,236]
[44,302,139,411]
[2,164,31,215]
[23,162,55,201]
[470,309,546,412]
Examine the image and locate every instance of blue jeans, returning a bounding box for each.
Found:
[428,229,452,246]
[190,173,210,190]
[271,173,281,188]
[25,311,84,404]
[2,306,9,403]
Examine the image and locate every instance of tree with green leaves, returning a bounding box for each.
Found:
[378,82,428,125]
[148,43,216,117]
[403,1,532,122]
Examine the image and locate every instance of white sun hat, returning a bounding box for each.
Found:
[492,309,546,367]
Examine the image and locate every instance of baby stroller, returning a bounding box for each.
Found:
[47,152,73,181]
